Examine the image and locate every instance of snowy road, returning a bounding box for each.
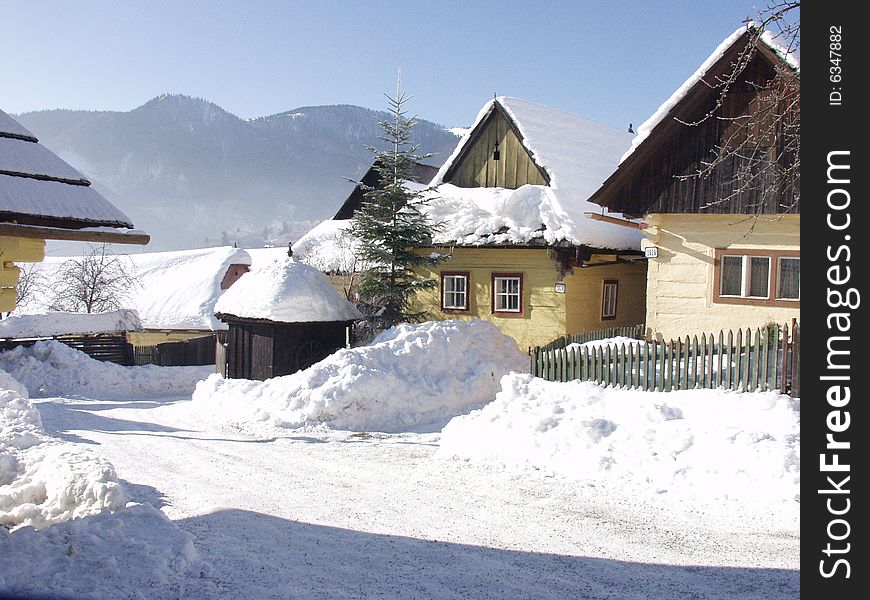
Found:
[35,394,799,599]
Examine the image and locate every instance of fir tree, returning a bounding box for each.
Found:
[351,86,444,334]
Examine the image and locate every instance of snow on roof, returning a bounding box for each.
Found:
[427,97,642,249]
[215,256,361,323]
[130,246,252,330]
[21,246,252,330]
[0,309,141,339]
[290,219,358,273]
[0,108,36,140]
[621,24,800,164]
[245,246,292,271]
[1,108,135,229]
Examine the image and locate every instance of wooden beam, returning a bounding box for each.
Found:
[583,212,648,229]
[0,223,150,245]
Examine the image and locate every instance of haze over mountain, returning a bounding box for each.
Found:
[16,94,460,250]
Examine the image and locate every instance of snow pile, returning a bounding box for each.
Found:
[0,340,211,399]
[0,504,207,599]
[215,255,361,323]
[1,379,128,530]
[0,378,209,597]
[0,309,142,339]
[439,373,800,507]
[193,319,526,433]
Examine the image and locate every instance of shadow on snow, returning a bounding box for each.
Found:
[176,508,799,600]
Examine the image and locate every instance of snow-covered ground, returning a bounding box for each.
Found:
[0,321,799,599]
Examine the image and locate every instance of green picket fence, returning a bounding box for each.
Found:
[530,321,800,396]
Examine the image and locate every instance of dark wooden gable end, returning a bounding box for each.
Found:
[442,101,550,190]
[332,160,439,220]
[589,30,799,217]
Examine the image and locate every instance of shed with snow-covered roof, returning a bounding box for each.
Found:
[214,255,361,380]
[0,108,149,312]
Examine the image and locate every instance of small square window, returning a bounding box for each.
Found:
[492,274,523,314]
[441,272,469,312]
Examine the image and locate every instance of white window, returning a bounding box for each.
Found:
[602,280,618,320]
[441,273,469,311]
[492,274,522,313]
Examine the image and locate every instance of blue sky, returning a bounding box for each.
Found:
[2,1,774,130]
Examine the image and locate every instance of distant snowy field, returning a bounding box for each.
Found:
[0,321,799,599]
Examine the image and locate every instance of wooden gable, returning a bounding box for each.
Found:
[589,30,799,217]
[442,102,549,189]
[332,161,439,220]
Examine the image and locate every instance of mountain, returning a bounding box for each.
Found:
[16,95,460,250]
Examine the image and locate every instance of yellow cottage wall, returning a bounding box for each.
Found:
[642,214,800,339]
[563,258,647,334]
[414,247,646,351]
[0,236,46,313]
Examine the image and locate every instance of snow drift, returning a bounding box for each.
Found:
[193,319,527,433]
[0,504,207,599]
[0,340,212,399]
[0,371,209,597]
[439,373,800,507]
[1,377,128,530]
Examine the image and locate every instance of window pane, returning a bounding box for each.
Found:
[602,282,618,318]
[777,258,800,299]
[494,277,521,312]
[748,257,770,298]
[443,275,467,309]
[720,256,743,296]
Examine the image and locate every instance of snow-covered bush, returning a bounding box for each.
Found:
[194,319,527,433]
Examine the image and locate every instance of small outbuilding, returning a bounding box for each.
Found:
[214,254,361,380]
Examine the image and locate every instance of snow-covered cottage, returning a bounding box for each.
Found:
[215,255,361,380]
[122,246,251,347]
[411,97,647,350]
[18,246,251,357]
[587,25,800,339]
[0,108,148,312]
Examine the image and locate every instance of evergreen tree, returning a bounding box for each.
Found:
[351,86,444,334]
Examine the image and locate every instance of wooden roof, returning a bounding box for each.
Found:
[588,27,799,217]
[332,160,439,220]
[1,108,149,244]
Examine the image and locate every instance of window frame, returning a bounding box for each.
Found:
[491,272,524,316]
[601,279,619,321]
[776,256,801,301]
[440,271,471,313]
[713,249,800,307]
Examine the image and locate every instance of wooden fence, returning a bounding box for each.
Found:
[0,333,134,366]
[133,334,217,367]
[530,322,800,396]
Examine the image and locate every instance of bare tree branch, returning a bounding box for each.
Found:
[678,2,799,220]
[49,244,140,314]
